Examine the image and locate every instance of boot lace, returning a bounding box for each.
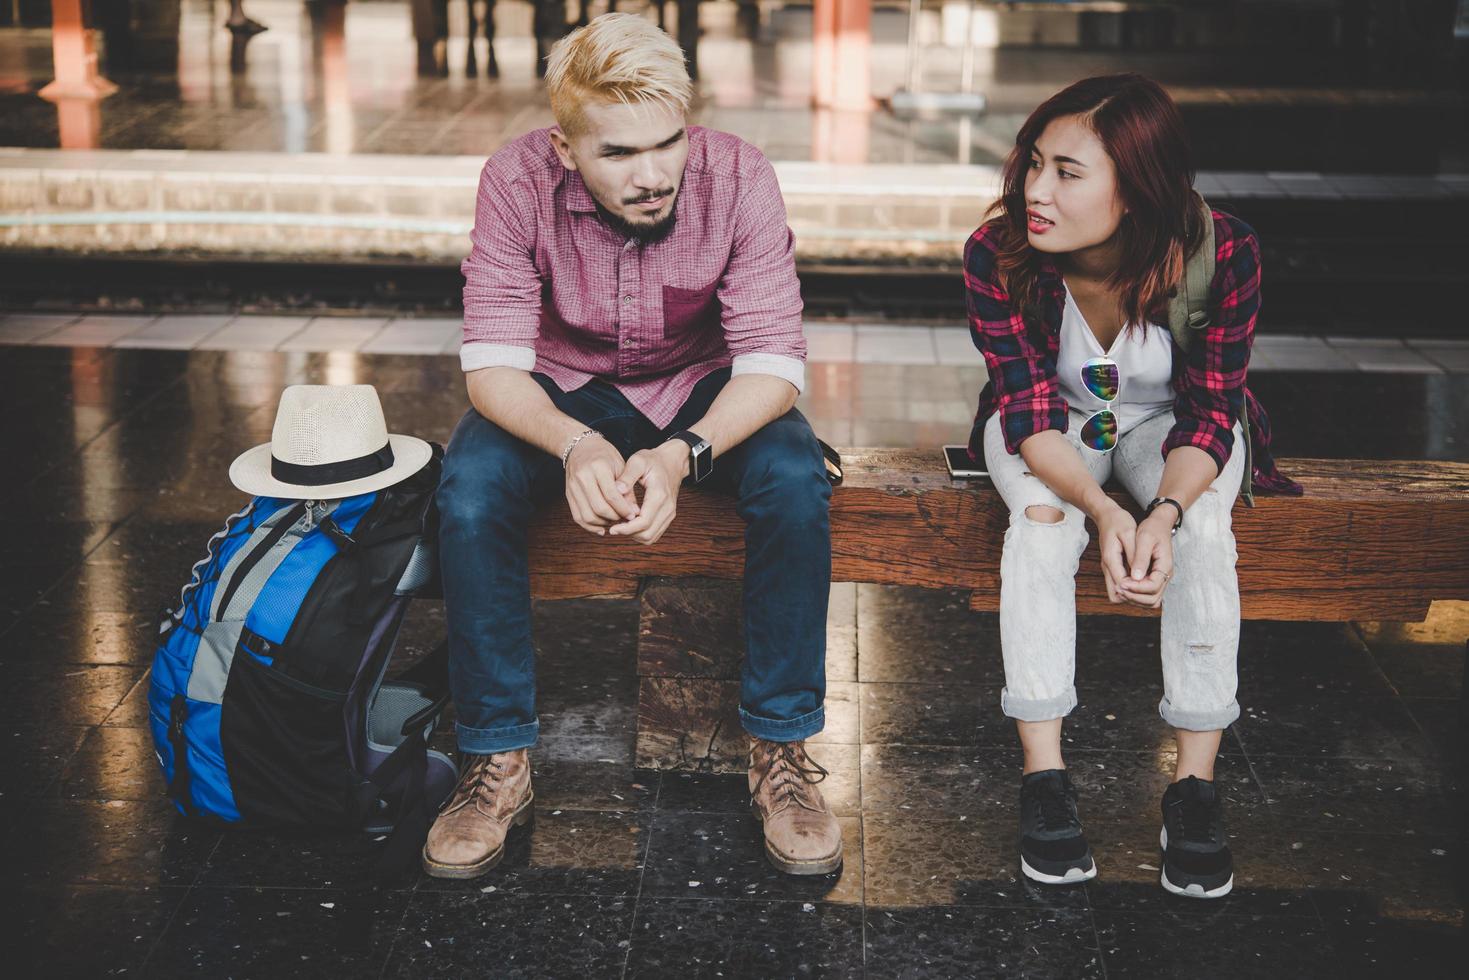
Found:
[444,754,507,812]
[751,740,829,809]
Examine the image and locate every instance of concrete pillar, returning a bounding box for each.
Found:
[319,0,353,155]
[39,0,117,101]
[811,0,871,111]
[812,109,870,165]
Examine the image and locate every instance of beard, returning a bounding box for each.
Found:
[594,188,679,245]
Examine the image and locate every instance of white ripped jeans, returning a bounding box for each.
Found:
[982,408,1246,732]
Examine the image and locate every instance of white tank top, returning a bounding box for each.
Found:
[1056,282,1175,437]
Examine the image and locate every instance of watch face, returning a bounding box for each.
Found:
[691,441,713,483]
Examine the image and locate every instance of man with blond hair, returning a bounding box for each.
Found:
[426,13,840,881]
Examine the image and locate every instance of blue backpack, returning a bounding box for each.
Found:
[149,444,454,869]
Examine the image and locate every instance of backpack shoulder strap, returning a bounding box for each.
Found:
[1167,196,1217,353]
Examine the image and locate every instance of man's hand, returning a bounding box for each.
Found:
[1118,511,1175,609]
[1094,504,1138,605]
[564,436,639,536]
[609,441,690,545]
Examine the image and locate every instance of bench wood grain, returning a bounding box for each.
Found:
[528,451,1469,622]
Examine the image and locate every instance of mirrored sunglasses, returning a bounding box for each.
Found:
[1079,356,1120,452]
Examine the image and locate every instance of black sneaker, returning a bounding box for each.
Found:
[1018,768,1097,884]
[1160,775,1234,898]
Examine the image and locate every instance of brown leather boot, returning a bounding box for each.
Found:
[421,749,534,879]
[748,739,843,875]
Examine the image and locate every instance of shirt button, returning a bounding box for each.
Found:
[622,295,633,304]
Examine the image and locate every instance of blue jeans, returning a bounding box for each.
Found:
[437,368,832,754]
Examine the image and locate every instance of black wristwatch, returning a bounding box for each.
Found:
[667,430,713,484]
[1145,496,1185,536]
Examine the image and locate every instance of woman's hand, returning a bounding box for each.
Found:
[1117,511,1175,609]
[1093,504,1138,604]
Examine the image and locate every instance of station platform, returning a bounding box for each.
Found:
[3,146,1468,269]
[4,2,1466,331]
[2,142,1466,339]
[3,6,1467,973]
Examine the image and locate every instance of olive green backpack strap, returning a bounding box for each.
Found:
[1166,196,1216,352]
[1167,198,1256,505]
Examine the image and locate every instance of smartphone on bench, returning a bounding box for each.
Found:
[943,445,987,480]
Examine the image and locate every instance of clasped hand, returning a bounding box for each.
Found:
[1096,504,1174,609]
[563,437,687,545]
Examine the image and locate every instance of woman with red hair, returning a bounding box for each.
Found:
[965,73,1299,899]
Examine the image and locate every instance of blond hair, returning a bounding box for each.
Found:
[545,13,693,136]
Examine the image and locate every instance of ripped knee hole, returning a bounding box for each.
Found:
[1022,505,1066,526]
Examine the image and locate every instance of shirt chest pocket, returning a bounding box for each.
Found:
[662,283,719,341]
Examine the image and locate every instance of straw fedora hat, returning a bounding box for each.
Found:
[229,385,433,499]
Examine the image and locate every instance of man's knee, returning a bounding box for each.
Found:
[439,428,537,531]
[737,425,830,516]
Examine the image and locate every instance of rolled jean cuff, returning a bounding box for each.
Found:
[739,704,825,742]
[1000,686,1077,723]
[1158,697,1240,733]
[456,718,539,755]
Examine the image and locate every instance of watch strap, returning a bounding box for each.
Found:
[667,430,712,484]
[1146,496,1184,535]
[668,430,704,452]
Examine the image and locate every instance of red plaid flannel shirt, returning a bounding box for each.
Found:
[965,209,1300,495]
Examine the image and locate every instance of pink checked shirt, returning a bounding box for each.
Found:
[460,125,807,428]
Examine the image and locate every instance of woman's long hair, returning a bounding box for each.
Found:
[988,73,1206,329]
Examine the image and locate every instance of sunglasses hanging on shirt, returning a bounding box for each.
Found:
[1079,356,1120,453]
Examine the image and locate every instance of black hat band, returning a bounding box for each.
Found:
[270,442,395,486]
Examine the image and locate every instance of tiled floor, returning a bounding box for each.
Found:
[0,342,1464,976]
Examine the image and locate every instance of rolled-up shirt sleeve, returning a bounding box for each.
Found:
[717,153,806,392]
[459,163,543,373]
[1163,215,1257,473]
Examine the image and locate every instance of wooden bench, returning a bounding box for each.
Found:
[520,451,1469,772]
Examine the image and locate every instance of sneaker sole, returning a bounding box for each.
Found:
[420,792,534,880]
[1158,827,1233,899]
[1020,856,1097,885]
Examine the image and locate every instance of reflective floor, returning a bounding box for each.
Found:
[0,342,1464,976]
[1,0,1464,171]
